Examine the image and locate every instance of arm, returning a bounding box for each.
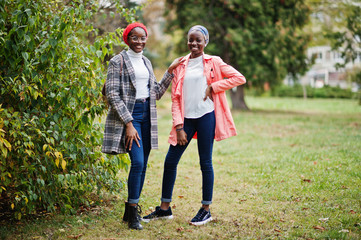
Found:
[170,66,189,146]
[210,57,246,94]
[171,73,183,128]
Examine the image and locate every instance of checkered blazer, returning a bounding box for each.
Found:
[102,50,173,154]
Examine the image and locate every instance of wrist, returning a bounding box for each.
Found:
[176,127,183,132]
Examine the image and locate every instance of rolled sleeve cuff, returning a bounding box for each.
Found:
[123,115,133,124]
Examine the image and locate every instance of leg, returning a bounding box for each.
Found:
[189,111,215,226]
[161,118,196,205]
[127,102,146,205]
[138,101,151,197]
[143,119,197,222]
[196,111,216,206]
[127,122,145,204]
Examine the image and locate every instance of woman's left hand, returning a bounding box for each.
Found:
[203,85,213,101]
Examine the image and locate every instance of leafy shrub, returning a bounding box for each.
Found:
[271,84,355,99]
[0,0,134,219]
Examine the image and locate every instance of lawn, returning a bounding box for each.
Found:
[1,96,360,240]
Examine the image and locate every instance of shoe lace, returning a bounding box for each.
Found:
[195,208,208,220]
[136,204,142,215]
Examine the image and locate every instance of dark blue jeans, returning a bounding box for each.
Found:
[127,99,151,204]
[161,111,216,205]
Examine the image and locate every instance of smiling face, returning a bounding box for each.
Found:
[187,30,206,58]
[128,27,147,53]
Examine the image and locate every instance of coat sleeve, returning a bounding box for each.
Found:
[105,60,133,124]
[145,58,174,100]
[171,68,183,127]
[211,57,246,93]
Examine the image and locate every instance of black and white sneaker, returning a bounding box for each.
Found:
[190,208,213,226]
[142,206,173,222]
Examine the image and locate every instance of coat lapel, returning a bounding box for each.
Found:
[143,57,154,93]
[121,51,137,89]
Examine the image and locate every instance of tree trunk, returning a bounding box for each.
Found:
[302,84,307,99]
[230,85,249,110]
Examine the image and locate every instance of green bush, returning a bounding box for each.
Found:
[271,84,355,99]
[0,0,134,219]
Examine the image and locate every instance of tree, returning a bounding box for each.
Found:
[0,0,136,219]
[164,0,311,110]
[307,0,361,104]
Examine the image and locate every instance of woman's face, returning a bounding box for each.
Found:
[128,27,147,53]
[188,31,205,58]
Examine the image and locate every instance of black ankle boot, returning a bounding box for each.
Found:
[123,202,129,222]
[128,205,143,230]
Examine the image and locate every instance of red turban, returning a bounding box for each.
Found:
[122,22,148,46]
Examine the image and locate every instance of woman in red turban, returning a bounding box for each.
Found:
[102,22,183,230]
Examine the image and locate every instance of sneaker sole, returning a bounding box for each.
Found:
[189,217,213,226]
[142,215,173,223]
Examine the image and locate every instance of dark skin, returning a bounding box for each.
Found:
[161,30,212,212]
[124,27,184,169]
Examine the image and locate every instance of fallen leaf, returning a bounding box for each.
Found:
[274,229,282,232]
[319,218,329,222]
[338,229,349,233]
[350,210,356,214]
[239,199,247,202]
[172,204,176,209]
[313,225,325,231]
[303,179,312,183]
[313,161,317,165]
[280,219,285,222]
[67,234,83,239]
[178,195,184,199]
[341,185,348,189]
[177,227,184,232]
[302,208,309,210]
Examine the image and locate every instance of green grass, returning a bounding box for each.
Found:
[1,96,361,240]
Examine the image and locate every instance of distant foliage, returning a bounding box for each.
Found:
[0,0,135,219]
[164,0,311,89]
[271,85,355,99]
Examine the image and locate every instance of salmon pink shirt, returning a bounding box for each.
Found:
[168,53,246,146]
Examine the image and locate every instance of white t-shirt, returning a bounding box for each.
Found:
[183,55,214,118]
[126,49,150,99]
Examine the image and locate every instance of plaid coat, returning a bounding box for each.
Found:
[102,50,173,154]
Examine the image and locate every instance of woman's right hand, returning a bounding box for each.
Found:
[125,121,140,151]
[176,126,188,146]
